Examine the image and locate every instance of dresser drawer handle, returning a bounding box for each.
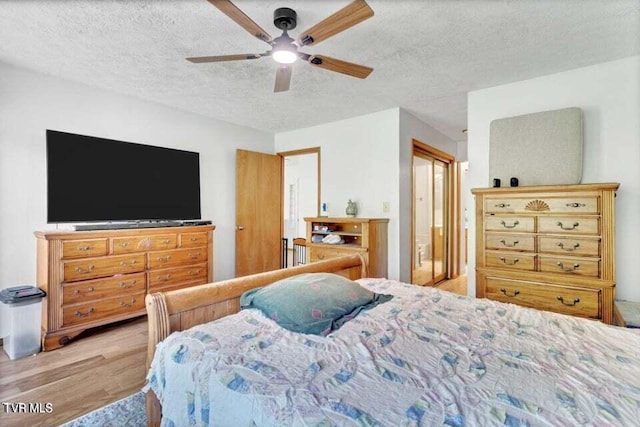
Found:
[74,308,94,317]
[189,269,202,276]
[188,252,201,259]
[557,296,580,306]
[557,221,579,230]
[317,253,325,260]
[566,203,586,208]
[500,288,520,297]
[557,242,580,251]
[78,245,93,251]
[74,265,95,274]
[157,255,171,262]
[73,287,94,295]
[500,220,519,229]
[556,262,580,272]
[499,239,519,247]
[119,299,136,308]
[119,242,130,247]
[120,280,137,288]
[494,203,510,208]
[120,260,137,267]
[158,274,172,282]
[162,239,171,244]
[499,257,519,266]
[190,237,198,242]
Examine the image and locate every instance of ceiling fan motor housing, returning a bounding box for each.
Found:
[274,7,297,31]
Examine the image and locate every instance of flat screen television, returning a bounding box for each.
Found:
[46,130,201,223]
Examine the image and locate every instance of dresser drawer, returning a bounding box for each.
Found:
[148,247,208,269]
[485,216,535,232]
[62,292,145,327]
[62,273,146,304]
[485,233,535,252]
[179,232,209,248]
[148,263,208,289]
[486,251,536,271]
[485,277,600,318]
[63,254,145,282]
[485,197,598,214]
[538,216,599,235]
[62,239,108,259]
[538,236,600,257]
[112,234,177,254]
[310,246,366,262]
[539,255,600,277]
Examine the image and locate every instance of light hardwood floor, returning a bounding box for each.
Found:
[0,275,467,426]
[0,318,148,427]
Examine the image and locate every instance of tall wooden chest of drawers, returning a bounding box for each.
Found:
[35,225,214,350]
[305,217,389,278]
[472,183,619,324]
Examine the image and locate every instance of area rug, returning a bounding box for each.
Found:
[60,391,146,427]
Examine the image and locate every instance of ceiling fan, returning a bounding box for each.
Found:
[187,0,374,92]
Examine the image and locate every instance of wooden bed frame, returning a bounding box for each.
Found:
[144,254,368,426]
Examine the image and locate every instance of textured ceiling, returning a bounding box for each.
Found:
[0,0,638,141]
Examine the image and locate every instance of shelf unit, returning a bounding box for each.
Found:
[305,217,389,278]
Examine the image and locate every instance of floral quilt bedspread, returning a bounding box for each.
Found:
[147,279,640,426]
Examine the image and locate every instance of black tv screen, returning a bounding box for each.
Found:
[46,130,201,223]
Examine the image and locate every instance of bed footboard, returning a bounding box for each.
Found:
[145,254,367,426]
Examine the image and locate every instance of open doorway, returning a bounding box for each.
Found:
[411,140,455,286]
[279,148,320,267]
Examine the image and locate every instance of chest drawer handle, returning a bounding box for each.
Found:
[157,255,171,262]
[557,296,580,306]
[499,257,519,265]
[556,262,580,272]
[188,252,201,259]
[78,245,93,251]
[120,260,137,267]
[566,203,586,208]
[190,237,198,242]
[74,308,95,317]
[189,269,202,276]
[119,299,136,308]
[162,239,172,244]
[158,274,172,282]
[494,203,510,208]
[119,242,130,248]
[557,242,580,251]
[74,265,95,274]
[73,287,94,295]
[500,220,519,229]
[120,280,137,288]
[557,221,579,230]
[499,239,519,247]
[500,288,520,297]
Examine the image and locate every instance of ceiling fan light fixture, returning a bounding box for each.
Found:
[272,49,298,64]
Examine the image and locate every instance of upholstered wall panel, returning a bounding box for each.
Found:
[489,107,583,186]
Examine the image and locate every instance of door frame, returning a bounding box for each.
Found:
[410,139,458,285]
[277,147,321,218]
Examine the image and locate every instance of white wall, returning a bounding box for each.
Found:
[467,55,640,300]
[398,109,458,282]
[275,109,401,279]
[0,62,274,336]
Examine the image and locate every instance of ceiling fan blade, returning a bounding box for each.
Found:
[274,65,292,92]
[186,53,263,63]
[207,0,272,44]
[306,55,373,79]
[297,0,373,46]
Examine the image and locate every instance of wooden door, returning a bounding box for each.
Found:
[236,149,283,277]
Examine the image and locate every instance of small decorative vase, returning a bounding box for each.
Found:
[345,199,357,217]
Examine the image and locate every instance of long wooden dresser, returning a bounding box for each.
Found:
[472,183,618,324]
[35,225,214,350]
[305,217,388,278]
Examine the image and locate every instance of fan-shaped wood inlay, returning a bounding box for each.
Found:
[525,199,550,211]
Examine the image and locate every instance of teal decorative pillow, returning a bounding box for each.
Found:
[240,273,392,336]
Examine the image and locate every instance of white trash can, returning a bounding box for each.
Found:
[0,286,46,360]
